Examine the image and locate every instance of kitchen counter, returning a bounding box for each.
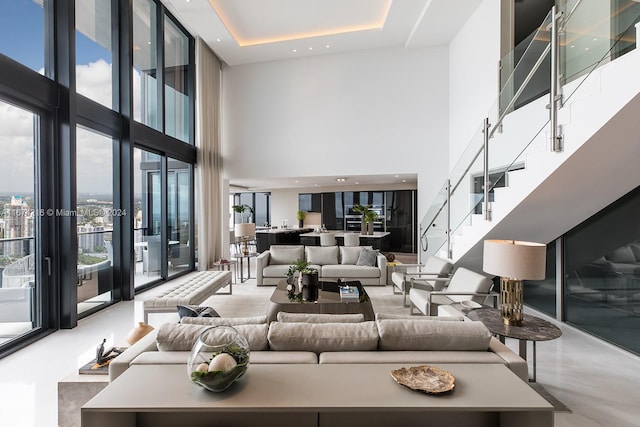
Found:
[255,228,314,252]
[256,228,314,234]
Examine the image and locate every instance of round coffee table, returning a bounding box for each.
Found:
[467,308,561,382]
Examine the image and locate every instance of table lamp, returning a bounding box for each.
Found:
[483,240,546,326]
[234,223,255,256]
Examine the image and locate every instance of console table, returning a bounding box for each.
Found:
[266,280,374,323]
[82,363,552,427]
[467,308,562,382]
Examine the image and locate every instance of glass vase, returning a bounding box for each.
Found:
[187,325,250,392]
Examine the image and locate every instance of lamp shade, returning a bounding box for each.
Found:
[234,223,255,238]
[483,240,546,280]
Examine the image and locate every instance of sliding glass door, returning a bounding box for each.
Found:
[134,148,162,289]
[0,98,49,348]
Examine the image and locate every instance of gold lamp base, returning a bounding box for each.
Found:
[500,278,523,326]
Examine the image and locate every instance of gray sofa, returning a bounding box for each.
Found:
[256,245,387,286]
[109,313,528,383]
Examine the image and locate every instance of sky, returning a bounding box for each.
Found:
[0,1,144,195]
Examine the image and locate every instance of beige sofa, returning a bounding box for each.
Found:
[109,313,528,383]
[256,245,388,286]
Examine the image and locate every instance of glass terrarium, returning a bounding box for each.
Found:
[187,325,250,392]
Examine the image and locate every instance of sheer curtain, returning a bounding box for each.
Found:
[195,38,223,269]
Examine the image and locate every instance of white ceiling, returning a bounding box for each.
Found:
[165,0,484,66]
[162,0,483,190]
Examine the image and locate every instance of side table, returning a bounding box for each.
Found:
[211,260,238,284]
[58,371,108,427]
[232,253,257,283]
[467,308,562,382]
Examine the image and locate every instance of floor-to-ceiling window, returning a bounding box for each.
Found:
[164,16,191,143]
[133,0,159,130]
[75,126,115,316]
[0,0,196,356]
[167,158,192,277]
[134,148,162,288]
[75,0,115,110]
[0,99,46,347]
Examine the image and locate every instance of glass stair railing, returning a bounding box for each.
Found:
[420,0,640,263]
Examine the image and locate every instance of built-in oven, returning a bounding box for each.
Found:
[344,206,385,231]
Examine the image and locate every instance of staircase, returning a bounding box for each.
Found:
[427,22,640,272]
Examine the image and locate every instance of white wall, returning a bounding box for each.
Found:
[221,46,449,224]
[448,0,501,170]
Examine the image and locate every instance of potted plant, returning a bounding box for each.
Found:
[287,259,309,292]
[363,210,379,235]
[352,203,371,234]
[296,210,306,228]
[300,267,319,301]
[231,204,254,223]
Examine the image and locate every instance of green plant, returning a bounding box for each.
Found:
[364,210,379,223]
[287,259,310,277]
[352,203,371,216]
[296,210,306,221]
[231,204,254,215]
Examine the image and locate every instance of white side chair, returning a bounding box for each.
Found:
[320,233,336,246]
[409,267,496,316]
[391,256,453,307]
[343,233,360,247]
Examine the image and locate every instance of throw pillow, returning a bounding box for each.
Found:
[176,305,220,319]
[340,246,362,265]
[267,321,378,353]
[269,246,305,265]
[376,319,491,351]
[156,323,269,351]
[356,248,378,266]
[306,246,339,265]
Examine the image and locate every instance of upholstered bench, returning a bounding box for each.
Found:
[142,270,232,322]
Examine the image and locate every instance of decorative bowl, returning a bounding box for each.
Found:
[390,365,455,394]
[187,326,250,392]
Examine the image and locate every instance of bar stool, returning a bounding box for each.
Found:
[320,233,336,246]
[343,233,360,247]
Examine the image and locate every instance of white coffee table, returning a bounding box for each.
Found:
[82,363,552,427]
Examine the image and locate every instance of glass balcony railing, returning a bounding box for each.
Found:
[0,237,36,288]
[77,229,113,314]
[420,1,640,262]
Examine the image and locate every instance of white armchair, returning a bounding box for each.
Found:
[391,256,453,307]
[409,267,497,316]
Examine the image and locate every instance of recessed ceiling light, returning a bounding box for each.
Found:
[402,179,407,183]
[394,175,399,178]
[309,47,313,50]
[147,41,151,45]
[570,45,575,48]
[293,49,297,53]
[355,182,359,185]
[584,47,590,51]
[326,45,330,48]
[336,178,347,182]
[216,38,221,42]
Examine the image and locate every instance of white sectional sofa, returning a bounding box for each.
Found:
[256,245,388,286]
[109,313,528,383]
